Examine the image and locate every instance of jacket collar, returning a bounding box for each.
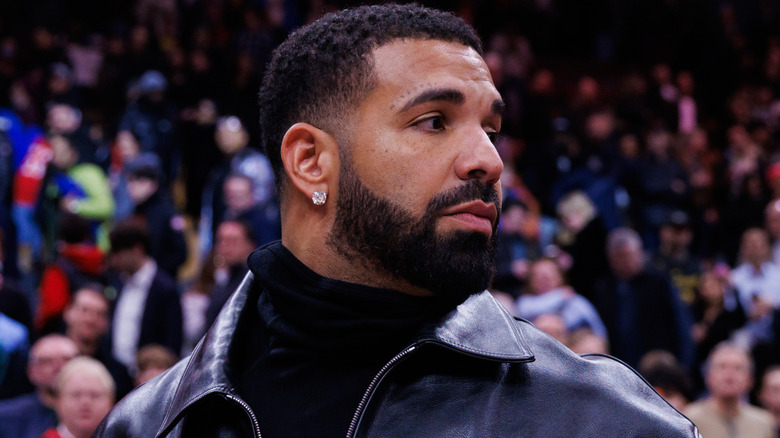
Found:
[159,273,535,435]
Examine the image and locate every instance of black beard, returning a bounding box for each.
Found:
[328,158,500,304]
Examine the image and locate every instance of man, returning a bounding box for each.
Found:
[107,219,182,370]
[222,173,280,247]
[97,4,699,437]
[62,285,133,398]
[43,356,115,438]
[0,335,78,438]
[592,227,695,370]
[730,227,780,347]
[204,220,257,328]
[124,153,188,277]
[199,115,277,255]
[651,210,702,305]
[685,342,774,438]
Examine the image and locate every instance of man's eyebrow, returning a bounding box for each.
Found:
[398,88,465,113]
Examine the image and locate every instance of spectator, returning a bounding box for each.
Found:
[62,285,132,399]
[204,220,256,328]
[0,335,78,438]
[650,210,702,305]
[107,130,143,221]
[568,328,609,355]
[40,133,115,252]
[639,350,694,412]
[222,172,280,247]
[36,213,105,335]
[690,270,747,377]
[729,227,780,346]
[514,258,607,338]
[0,309,29,399]
[592,227,695,370]
[0,228,33,332]
[759,366,780,436]
[107,219,182,370]
[554,191,609,300]
[118,69,179,183]
[685,342,775,438]
[180,250,217,356]
[493,197,555,297]
[42,356,114,438]
[199,115,276,255]
[134,344,177,387]
[124,153,188,278]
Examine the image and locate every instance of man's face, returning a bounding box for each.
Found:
[57,371,114,437]
[328,39,504,300]
[706,347,752,400]
[224,176,255,213]
[126,176,158,203]
[529,260,563,294]
[741,229,770,265]
[215,222,256,268]
[64,289,110,345]
[608,243,644,280]
[27,337,79,393]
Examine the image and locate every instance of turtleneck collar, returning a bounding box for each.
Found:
[247,241,457,354]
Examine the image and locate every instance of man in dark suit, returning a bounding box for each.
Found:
[107,219,182,371]
[593,227,695,370]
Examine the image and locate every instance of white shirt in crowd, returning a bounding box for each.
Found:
[112,259,157,368]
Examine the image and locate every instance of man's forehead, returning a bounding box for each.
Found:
[369,39,497,106]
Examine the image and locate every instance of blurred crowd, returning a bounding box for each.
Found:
[2,0,780,436]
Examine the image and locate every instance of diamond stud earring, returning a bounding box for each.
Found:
[312,191,327,206]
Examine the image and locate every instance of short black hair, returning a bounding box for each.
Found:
[258,3,482,192]
[109,218,151,255]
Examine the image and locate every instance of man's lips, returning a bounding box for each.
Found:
[439,200,498,235]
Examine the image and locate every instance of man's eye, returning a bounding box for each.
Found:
[487,131,499,144]
[416,115,445,131]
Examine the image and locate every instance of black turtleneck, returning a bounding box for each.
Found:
[239,242,455,438]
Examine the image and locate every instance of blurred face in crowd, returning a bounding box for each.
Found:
[607,241,644,280]
[706,345,753,401]
[115,130,141,162]
[216,116,248,155]
[326,39,503,299]
[49,135,79,170]
[659,224,692,255]
[126,175,158,204]
[56,365,114,438]
[224,175,255,213]
[765,200,780,240]
[28,336,79,395]
[64,288,110,347]
[109,245,145,275]
[740,228,771,266]
[760,368,780,418]
[47,103,81,135]
[698,271,726,306]
[529,259,564,295]
[215,221,256,268]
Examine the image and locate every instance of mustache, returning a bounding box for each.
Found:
[426,180,501,217]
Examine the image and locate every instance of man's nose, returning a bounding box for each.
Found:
[454,129,503,185]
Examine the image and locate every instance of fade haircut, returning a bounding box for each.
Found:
[258,3,482,192]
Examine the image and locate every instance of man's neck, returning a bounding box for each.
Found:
[68,332,99,356]
[37,387,57,409]
[712,395,741,419]
[282,224,433,297]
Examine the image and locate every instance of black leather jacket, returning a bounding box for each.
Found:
[95,273,701,437]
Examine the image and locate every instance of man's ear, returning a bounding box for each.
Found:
[280,122,338,202]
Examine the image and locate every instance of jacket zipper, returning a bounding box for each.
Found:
[346,345,418,438]
[226,393,262,438]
